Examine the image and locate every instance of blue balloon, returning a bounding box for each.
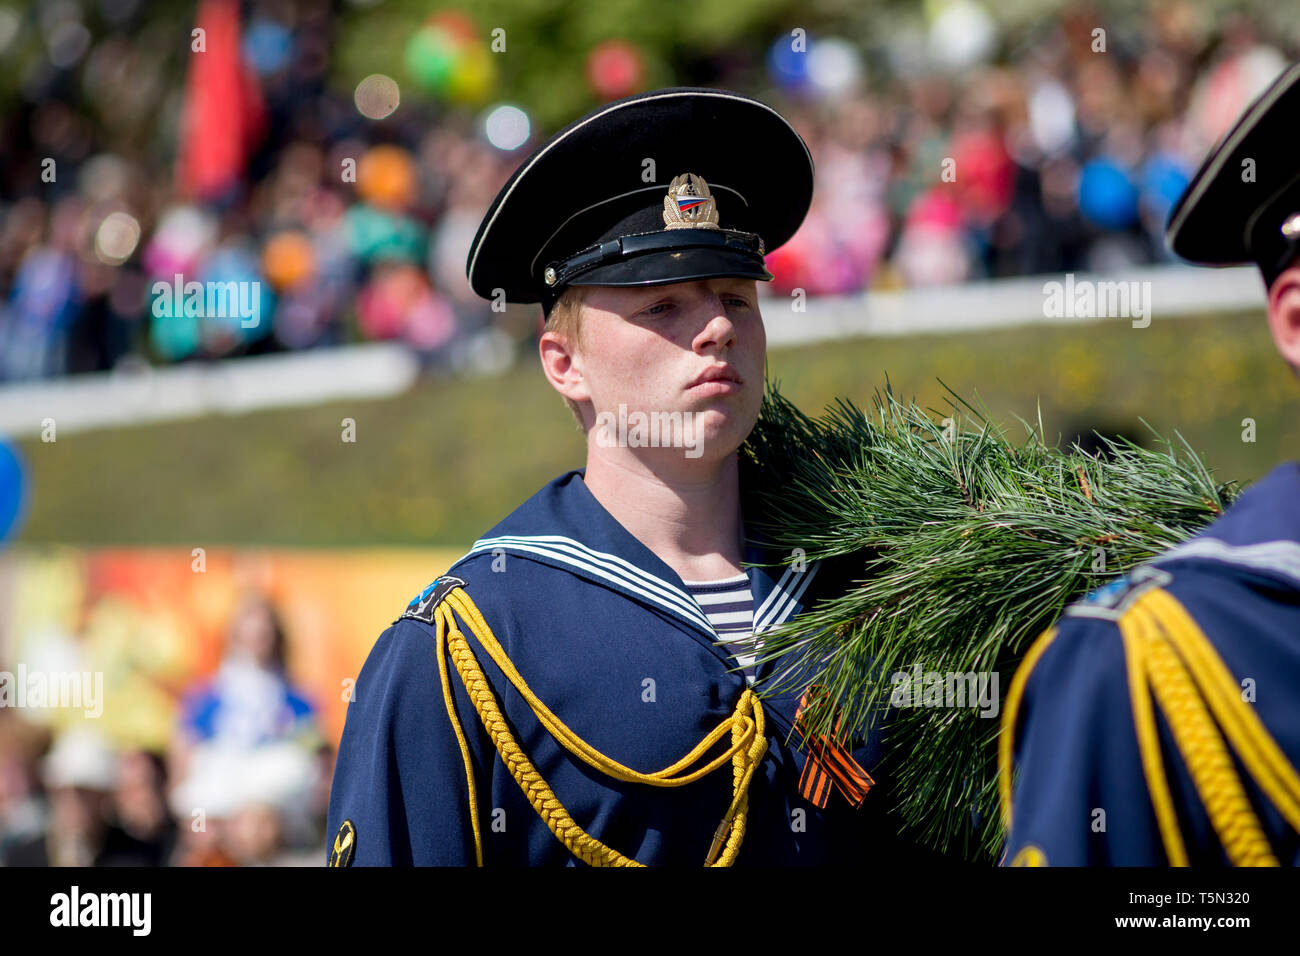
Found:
[243,20,293,76]
[1078,158,1140,231]
[1141,153,1192,222]
[0,439,28,545]
[202,247,276,343]
[767,34,811,93]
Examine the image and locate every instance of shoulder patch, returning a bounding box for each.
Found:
[397,575,468,625]
[1065,565,1172,621]
[1008,843,1048,866]
[328,819,356,867]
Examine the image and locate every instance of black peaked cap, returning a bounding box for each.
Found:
[1166,62,1300,287]
[465,87,814,315]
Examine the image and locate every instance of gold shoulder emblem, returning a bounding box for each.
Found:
[1009,843,1048,866]
[328,819,357,867]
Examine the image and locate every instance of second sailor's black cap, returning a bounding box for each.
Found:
[465,87,814,317]
[1166,62,1300,288]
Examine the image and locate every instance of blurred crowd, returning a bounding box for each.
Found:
[767,8,1292,291]
[0,0,534,384]
[0,597,330,867]
[0,0,1294,383]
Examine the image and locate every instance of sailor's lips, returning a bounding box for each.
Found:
[687,365,743,394]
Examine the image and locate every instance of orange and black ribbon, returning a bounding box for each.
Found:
[794,686,874,809]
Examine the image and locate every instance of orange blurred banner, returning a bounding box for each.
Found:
[0,545,466,751]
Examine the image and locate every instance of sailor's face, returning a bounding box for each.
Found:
[576,276,765,462]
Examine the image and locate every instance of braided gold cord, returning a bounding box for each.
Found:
[1145,588,1300,835]
[434,599,484,866]
[431,586,767,866]
[998,624,1061,833]
[1120,605,1190,865]
[1123,595,1278,866]
[446,589,758,785]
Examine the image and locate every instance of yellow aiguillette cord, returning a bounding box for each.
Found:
[432,585,768,866]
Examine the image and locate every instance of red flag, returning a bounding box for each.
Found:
[177,0,267,200]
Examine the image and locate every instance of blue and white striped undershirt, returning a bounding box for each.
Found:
[682,572,759,684]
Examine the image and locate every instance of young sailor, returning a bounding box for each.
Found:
[327,87,906,866]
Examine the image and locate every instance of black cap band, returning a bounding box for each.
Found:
[539,228,767,315]
[1245,173,1300,288]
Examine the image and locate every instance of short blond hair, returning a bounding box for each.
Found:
[543,285,589,429]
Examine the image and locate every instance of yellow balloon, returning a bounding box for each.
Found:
[448,44,495,105]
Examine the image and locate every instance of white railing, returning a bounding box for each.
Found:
[760,264,1266,345]
[0,342,419,438]
[0,265,1268,438]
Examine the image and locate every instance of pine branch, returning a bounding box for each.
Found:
[738,375,1239,862]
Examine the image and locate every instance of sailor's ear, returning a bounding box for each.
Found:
[538,328,591,404]
[1265,264,1300,375]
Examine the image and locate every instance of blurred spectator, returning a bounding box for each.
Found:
[168,596,324,866]
[107,750,177,866]
[4,727,116,866]
[0,713,49,865]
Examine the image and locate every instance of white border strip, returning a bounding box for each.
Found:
[1149,537,1300,589]
[461,533,715,633]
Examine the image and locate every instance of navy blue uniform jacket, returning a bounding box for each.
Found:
[1003,461,1300,865]
[328,468,911,865]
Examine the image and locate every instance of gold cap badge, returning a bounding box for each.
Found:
[663,172,720,230]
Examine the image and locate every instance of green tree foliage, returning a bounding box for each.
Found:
[335,0,798,131]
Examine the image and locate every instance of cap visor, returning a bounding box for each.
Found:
[565,246,773,288]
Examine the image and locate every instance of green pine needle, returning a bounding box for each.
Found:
[738,375,1239,863]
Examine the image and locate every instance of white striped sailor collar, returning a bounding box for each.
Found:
[1146,460,1300,592]
[445,468,823,658]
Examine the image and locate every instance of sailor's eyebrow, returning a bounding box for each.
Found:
[718,280,756,296]
[611,278,757,318]
[615,288,670,315]
[646,279,754,300]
